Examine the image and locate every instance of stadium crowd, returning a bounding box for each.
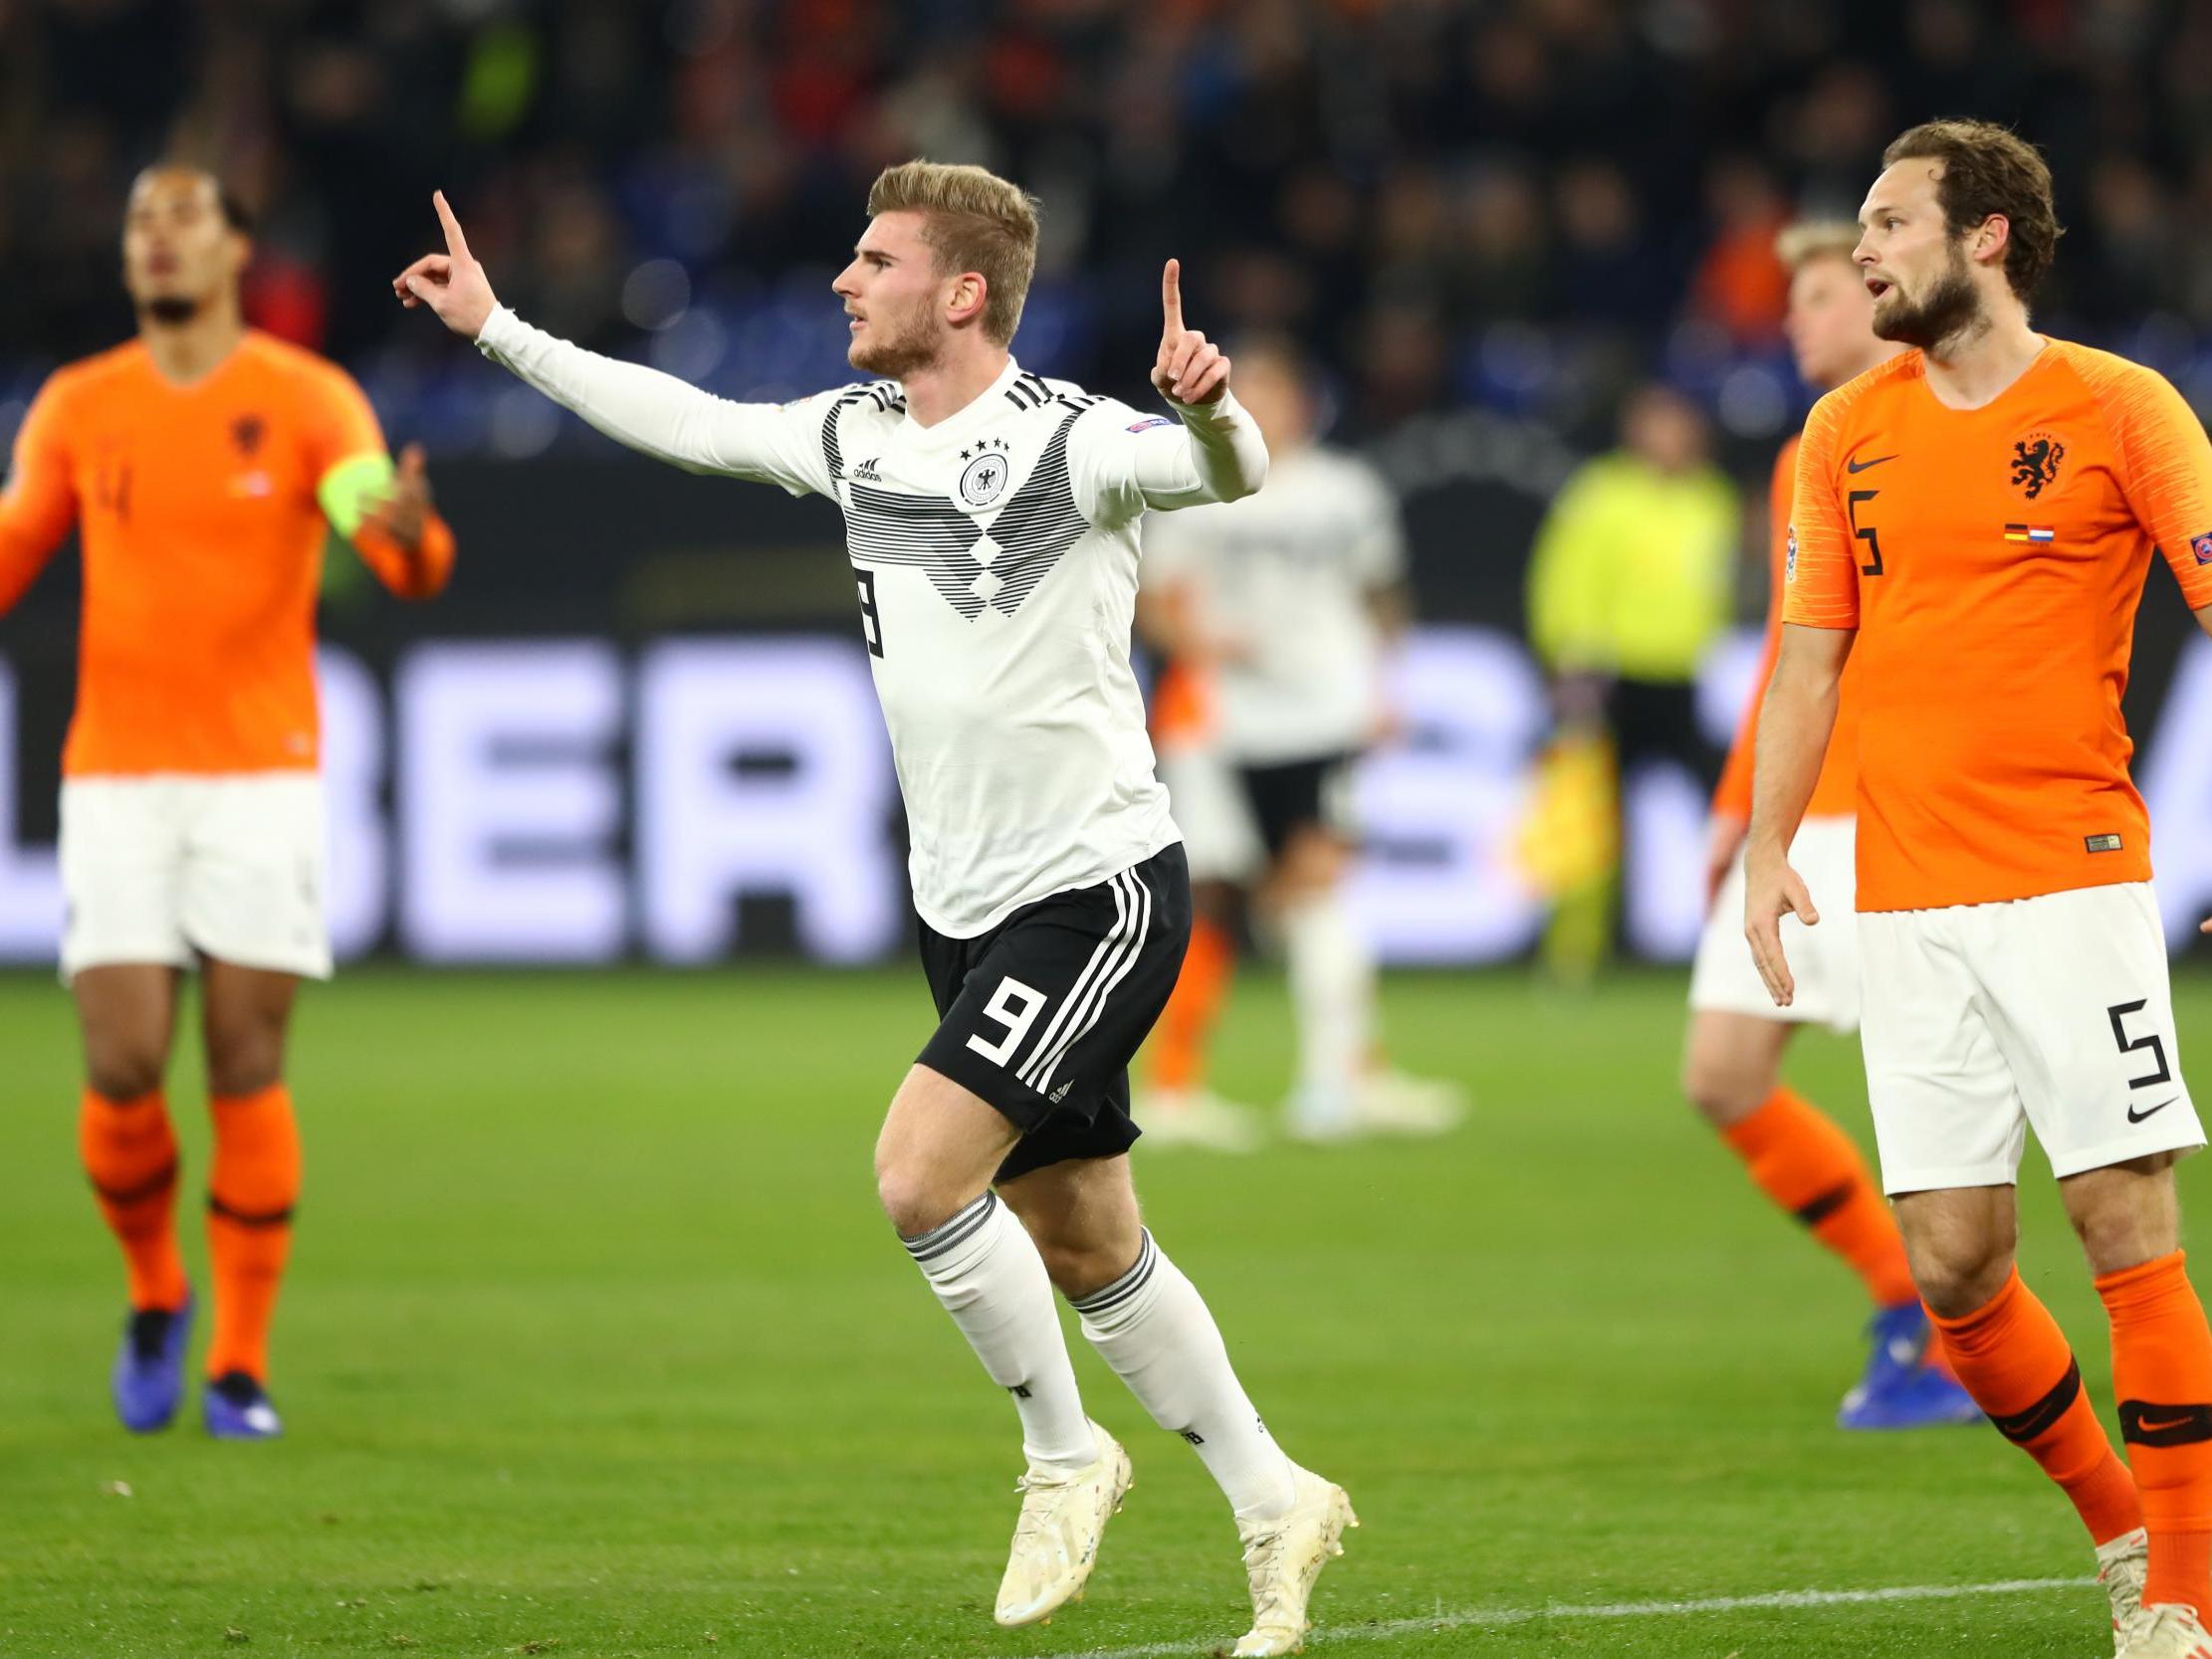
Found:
[7,0,2212,451]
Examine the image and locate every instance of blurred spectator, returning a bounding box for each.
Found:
[3,0,2212,439]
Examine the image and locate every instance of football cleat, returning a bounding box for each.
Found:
[111,1293,193,1434]
[993,1421,1132,1628]
[1233,1466,1357,1657]
[1352,1069,1466,1138]
[203,1370,283,1441]
[1137,1089,1266,1153]
[2100,1528,2149,1655]
[2118,1602,2212,1659]
[1838,1303,1981,1430]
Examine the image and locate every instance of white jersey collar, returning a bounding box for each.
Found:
[896,356,1027,446]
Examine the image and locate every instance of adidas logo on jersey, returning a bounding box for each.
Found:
[850,457,884,483]
[1048,1080,1073,1104]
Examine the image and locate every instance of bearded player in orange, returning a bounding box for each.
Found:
[1686,221,1976,1430]
[0,165,454,1439]
[1749,120,2212,1658]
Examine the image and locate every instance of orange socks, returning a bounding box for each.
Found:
[79,1087,189,1312]
[204,1085,302,1383]
[2099,1251,2212,1615]
[1931,1268,2144,1548]
[1721,1088,1918,1309]
[1149,915,1233,1094]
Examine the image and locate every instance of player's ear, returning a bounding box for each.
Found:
[946,272,989,330]
[1972,213,2010,271]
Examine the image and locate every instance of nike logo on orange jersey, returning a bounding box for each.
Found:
[1846,454,1898,473]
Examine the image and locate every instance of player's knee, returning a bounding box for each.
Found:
[1679,1052,1765,1129]
[1026,1234,1110,1299]
[1904,1235,2014,1319]
[204,1036,284,1100]
[85,1036,167,1105]
[875,1158,961,1240]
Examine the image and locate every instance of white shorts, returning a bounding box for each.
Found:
[1860,882,2204,1193]
[60,773,332,983]
[1157,745,1264,886]
[1689,816,1861,1034]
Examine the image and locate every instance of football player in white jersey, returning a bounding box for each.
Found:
[394,164,1353,1655]
[1140,338,1464,1142]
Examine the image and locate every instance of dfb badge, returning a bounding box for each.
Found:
[958,437,1011,508]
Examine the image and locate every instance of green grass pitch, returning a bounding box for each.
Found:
[4,963,2210,1657]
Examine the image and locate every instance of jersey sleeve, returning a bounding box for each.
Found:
[299,363,456,601]
[0,375,81,615]
[1781,393,1859,630]
[2099,360,2212,611]
[1348,459,1407,588]
[1067,393,1268,528]
[1711,440,1798,817]
[476,307,838,499]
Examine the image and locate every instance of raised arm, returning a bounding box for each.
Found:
[394,192,831,494]
[1121,259,1268,512]
[0,383,80,616]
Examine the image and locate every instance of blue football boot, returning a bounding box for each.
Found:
[203,1369,283,1441]
[1838,1302,1983,1430]
[111,1293,192,1433]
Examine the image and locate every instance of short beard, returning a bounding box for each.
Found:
[1872,246,1984,351]
[848,310,939,380]
[138,296,202,326]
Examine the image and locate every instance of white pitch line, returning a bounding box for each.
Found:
[1030,1574,2093,1659]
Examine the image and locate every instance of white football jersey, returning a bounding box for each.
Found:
[1142,444,1404,763]
[477,313,1266,937]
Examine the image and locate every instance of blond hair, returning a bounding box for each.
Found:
[1774,220,1862,273]
[866,160,1040,346]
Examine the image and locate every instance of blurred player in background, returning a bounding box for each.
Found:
[1526,384,1737,980]
[396,162,1353,1656]
[1684,222,1975,1431]
[0,165,455,1439]
[1137,337,1462,1144]
[1751,120,2212,1656]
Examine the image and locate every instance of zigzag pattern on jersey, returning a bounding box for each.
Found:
[837,408,1089,621]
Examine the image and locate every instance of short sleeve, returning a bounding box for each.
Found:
[1139,494,1208,583]
[1781,393,1859,630]
[1346,458,1407,587]
[2102,362,2212,611]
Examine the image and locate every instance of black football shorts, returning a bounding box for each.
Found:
[917,843,1192,1183]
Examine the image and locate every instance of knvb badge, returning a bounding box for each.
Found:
[2193,531,2212,566]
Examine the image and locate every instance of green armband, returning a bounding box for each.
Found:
[318,452,395,538]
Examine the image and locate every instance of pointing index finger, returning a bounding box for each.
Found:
[433,190,471,260]
[1162,258,1183,335]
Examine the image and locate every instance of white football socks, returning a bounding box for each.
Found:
[1074,1229,1298,1523]
[902,1192,1096,1475]
[1280,886,1375,1125]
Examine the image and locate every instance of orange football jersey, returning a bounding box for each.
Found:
[1785,338,2212,912]
[0,331,451,776]
[1710,435,1861,821]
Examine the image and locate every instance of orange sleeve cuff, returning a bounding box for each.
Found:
[352,511,454,601]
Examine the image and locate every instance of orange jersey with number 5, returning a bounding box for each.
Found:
[1785,338,2212,912]
[0,331,452,777]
